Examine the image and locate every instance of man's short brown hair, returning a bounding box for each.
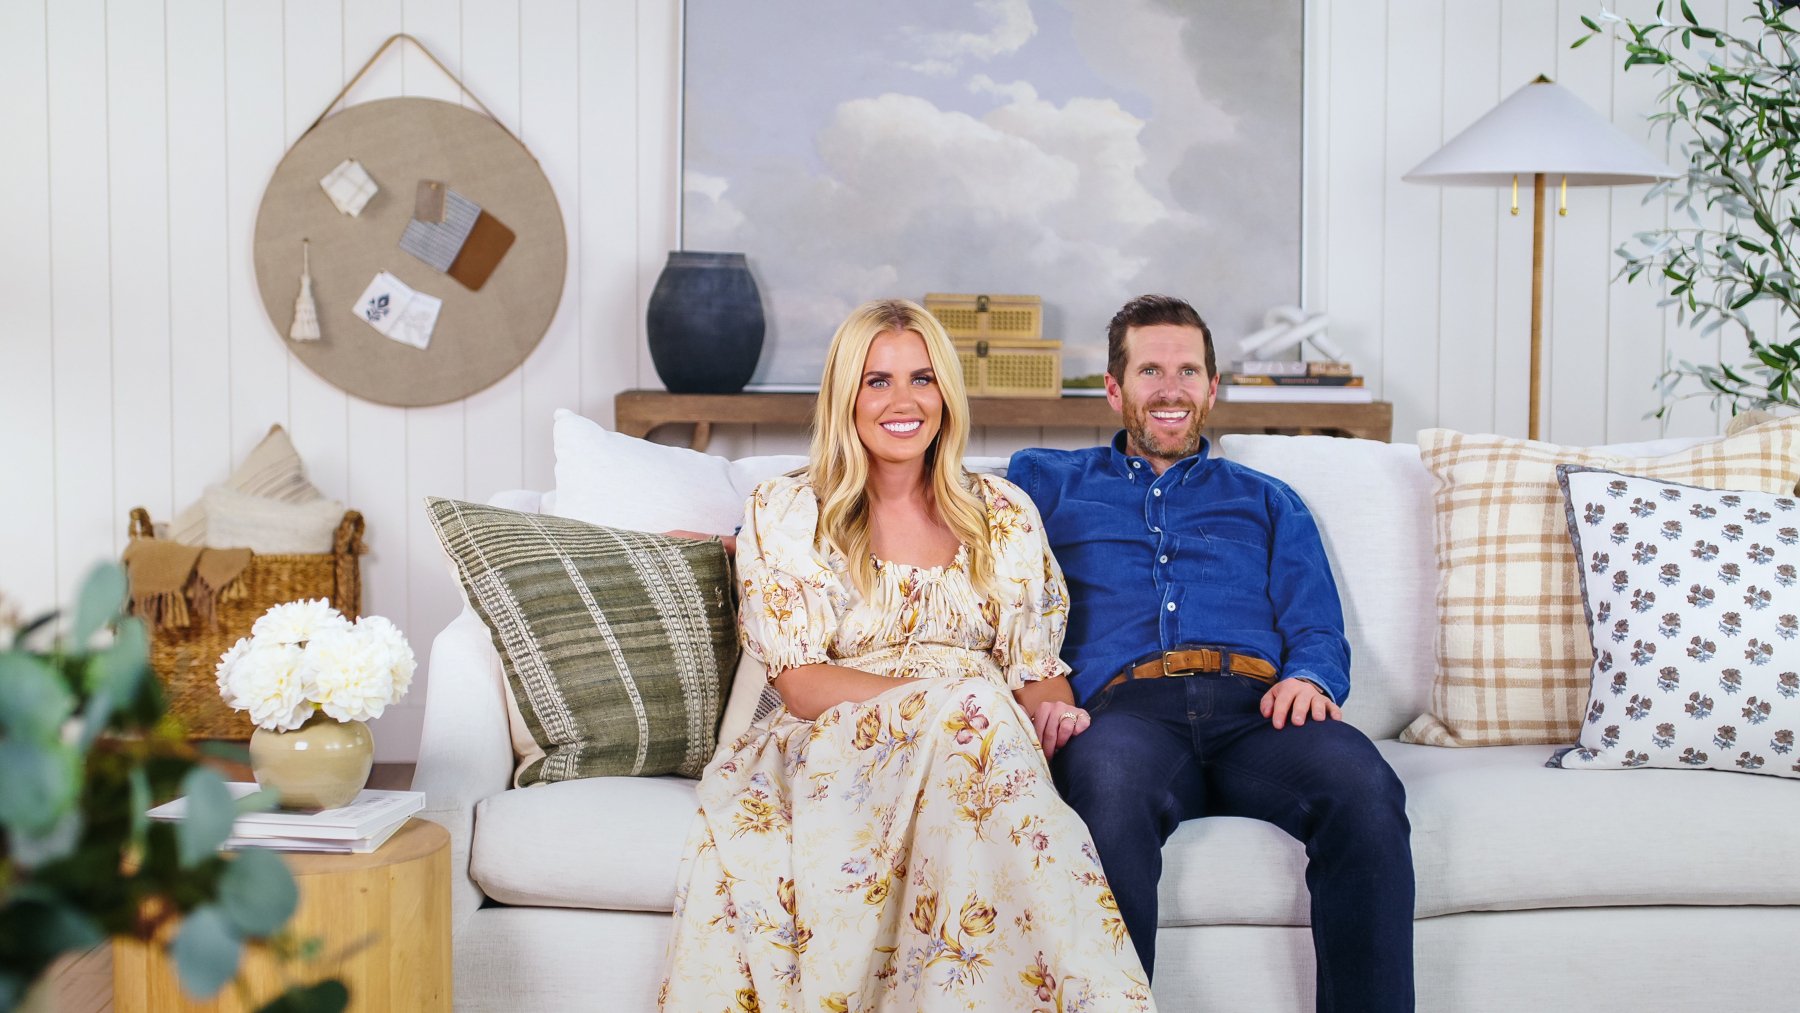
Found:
[1105,295,1216,381]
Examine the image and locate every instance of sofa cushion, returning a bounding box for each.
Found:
[468,740,1800,924]
[1552,466,1800,778]
[428,498,739,785]
[1405,420,1800,747]
[1217,435,1438,739]
[471,776,702,911]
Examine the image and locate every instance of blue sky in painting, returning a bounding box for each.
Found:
[684,0,1300,384]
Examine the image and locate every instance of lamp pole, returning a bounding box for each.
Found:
[1529,171,1546,442]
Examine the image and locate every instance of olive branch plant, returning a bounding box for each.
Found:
[1576,0,1800,420]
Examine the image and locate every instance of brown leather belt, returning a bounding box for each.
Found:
[1103,647,1278,693]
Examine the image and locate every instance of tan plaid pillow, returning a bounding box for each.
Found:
[1402,420,1800,746]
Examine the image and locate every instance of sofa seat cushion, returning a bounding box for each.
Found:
[471,776,701,911]
[469,742,1800,925]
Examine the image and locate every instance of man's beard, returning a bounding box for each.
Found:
[1122,394,1209,465]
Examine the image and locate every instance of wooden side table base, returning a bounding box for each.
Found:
[113,819,451,1012]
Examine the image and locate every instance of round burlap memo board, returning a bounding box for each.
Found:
[253,97,565,406]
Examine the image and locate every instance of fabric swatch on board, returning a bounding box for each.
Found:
[446,210,516,291]
[399,189,480,272]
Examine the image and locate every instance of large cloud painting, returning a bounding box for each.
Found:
[682,0,1302,386]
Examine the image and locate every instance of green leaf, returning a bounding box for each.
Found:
[0,651,76,741]
[256,980,350,1013]
[90,617,149,700]
[9,807,84,867]
[219,849,299,938]
[0,740,80,836]
[129,765,151,850]
[171,905,244,1000]
[72,562,127,648]
[176,767,238,867]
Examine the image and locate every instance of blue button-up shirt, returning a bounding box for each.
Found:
[1007,433,1351,706]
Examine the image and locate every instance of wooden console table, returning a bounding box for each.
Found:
[615,390,1393,450]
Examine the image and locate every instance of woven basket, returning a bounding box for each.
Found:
[126,506,365,739]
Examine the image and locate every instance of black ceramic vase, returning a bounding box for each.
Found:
[646,251,766,393]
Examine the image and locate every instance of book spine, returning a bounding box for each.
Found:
[1227,375,1364,387]
[1232,359,1309,376]
[1307,361,1354,377]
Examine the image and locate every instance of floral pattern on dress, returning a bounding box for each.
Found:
[660,473,1152,1012]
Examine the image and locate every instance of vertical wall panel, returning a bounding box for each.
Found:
[459,0,526,503]
[284,1,351,503]
[0,0,59,617]
[518,0,583,491]
[579,0,640,436]
[1380,0,1445,442]
[223,1,289,462]
[47,0,116,598]
[166,1,233,539]
[1434,0,1502,437]
[107,0,173,532]
[1322,0,1388,405]
[1605,0,1675,442]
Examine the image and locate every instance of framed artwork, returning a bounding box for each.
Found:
[681,0,1302,389]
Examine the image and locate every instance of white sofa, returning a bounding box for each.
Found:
[414,428,1800,1011]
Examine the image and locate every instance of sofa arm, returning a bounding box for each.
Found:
[413,606,513,933]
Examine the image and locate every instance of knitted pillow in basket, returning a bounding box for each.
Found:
[426,497,739,786]
[169,424,326,545]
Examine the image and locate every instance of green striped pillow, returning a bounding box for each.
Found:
[427,498,738,784]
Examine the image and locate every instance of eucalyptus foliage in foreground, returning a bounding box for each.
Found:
[1578,1,1800,418]
[0,564,344,1012]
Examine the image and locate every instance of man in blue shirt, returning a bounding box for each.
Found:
[1007,295,1414,1011]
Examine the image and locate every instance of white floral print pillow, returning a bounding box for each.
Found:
[1553,465,1800,778]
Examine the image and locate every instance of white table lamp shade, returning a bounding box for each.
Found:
[1404,78,1677,186]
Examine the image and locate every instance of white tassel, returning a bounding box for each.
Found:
[289,239,321,341]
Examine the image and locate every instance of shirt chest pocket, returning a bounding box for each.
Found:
[1195,520,1271,584]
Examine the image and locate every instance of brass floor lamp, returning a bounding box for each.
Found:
[1404,76,1676,441]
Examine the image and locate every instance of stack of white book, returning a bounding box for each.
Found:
[149,782,426,854]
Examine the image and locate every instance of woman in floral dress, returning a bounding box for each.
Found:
[660,299,1154,1012]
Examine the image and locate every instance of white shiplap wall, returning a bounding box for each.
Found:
[0,0,1744,759]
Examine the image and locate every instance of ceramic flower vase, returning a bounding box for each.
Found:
[645,250,766,393]
[249,712,373,811]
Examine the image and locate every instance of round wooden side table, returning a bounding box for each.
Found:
[113,818,451,1012]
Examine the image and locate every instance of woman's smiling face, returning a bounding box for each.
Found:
[854,328,944,470]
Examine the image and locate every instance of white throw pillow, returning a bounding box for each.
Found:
[201,485,344,554]
[1217,435,1439,740]
[1553,466,1800,778]
[550,409,746,535]
[170,424,325,545]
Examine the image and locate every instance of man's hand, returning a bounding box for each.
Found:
[1259,678,1343,730]
[1027,700,1091,760]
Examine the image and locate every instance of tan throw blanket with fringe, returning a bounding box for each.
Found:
[122,540,252,630]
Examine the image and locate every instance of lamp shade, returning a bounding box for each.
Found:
[1404,77,1677,186]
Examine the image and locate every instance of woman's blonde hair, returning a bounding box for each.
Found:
[808,298,992,597]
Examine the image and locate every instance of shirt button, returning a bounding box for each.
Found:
[1151,526,1161,533]
[1153,488,1162,497]
[1159,555,1168,564]
[1166,602,1177,612]
[1132,461,1141,469]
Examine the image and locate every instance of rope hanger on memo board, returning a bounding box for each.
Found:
[303,33,516,145]
[252,32,567,407]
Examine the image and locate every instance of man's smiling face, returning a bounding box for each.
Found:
[1105,322,1219,473]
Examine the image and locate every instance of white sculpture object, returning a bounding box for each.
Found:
[1236,305,1345,362]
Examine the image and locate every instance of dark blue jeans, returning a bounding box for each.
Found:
[1052,673,1415,1012]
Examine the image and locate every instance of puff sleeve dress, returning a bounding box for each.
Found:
[659,473,1154,1012]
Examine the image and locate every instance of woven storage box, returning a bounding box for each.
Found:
[924,293,1043,340]
[955,336,1063,398]
[125,506,365,739]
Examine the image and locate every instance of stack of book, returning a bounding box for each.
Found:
[149,782,426,854]
[1220,360,1373,403]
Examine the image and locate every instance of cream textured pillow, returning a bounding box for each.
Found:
[1403,420,1800,747]
[170,424,324,545]
[202,485,345,554]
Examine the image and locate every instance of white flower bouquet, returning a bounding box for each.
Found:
[215,599,415,731]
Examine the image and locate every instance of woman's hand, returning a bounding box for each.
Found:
[1027,701,1090,760]
[665,529,738,556]
[1012,675,1089,760]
